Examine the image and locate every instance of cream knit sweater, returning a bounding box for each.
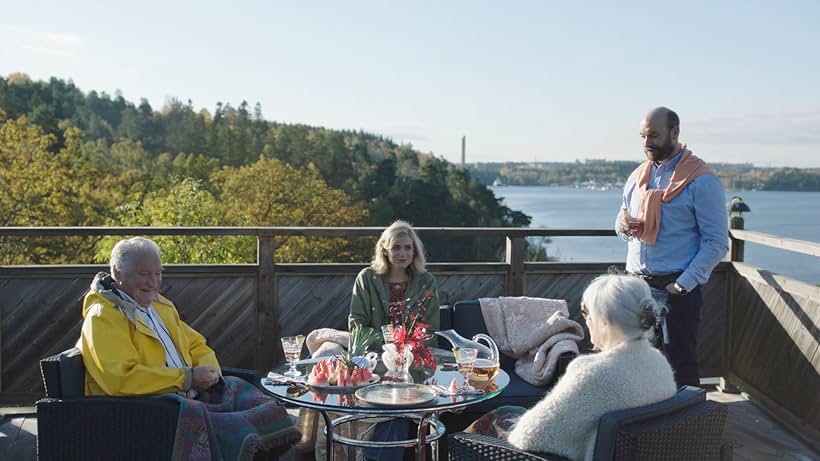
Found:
[507,339,677,461]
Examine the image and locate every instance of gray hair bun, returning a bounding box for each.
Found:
[638,299,657,330]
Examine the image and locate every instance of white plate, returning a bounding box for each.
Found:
[355,383,438,407]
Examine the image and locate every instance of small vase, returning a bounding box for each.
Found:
[381,343,414,382]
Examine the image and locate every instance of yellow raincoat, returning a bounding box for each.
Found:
[79,274,220,396]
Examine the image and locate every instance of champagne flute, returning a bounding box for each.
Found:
[455,347,478,392]
[281,335,305,377]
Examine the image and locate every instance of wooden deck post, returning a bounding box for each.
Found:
[730,215,745,262]
[720,209,745,393]
[256,234,280,375]
[506,236,525,296]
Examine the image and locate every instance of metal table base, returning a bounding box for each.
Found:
[320,411,445,461]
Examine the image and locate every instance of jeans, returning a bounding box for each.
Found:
[364,419,410,461]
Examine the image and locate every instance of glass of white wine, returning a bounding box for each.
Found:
[381,324,394,343]
[281,334,305,377]
[455,347,478,392]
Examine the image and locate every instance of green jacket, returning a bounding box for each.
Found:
[348,267,440,348]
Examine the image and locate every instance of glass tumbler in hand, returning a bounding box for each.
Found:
[281,334,306,377]
[455,347,478,392]
[622,207,643,235]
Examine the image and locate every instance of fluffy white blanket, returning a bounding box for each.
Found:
[479,296,584,386]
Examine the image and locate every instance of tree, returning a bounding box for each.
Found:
[96,177,251,264]
[0,118,112,263]
[212,156,370,262]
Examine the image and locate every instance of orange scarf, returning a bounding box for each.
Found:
[634,146,713,245]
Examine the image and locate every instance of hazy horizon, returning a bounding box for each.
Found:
[2,1,819,168]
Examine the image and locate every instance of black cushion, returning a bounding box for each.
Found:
[40,353,63,399]
[59,348,85,398]
[451,300,488,339]
[439,304,453,331]
[40,347,85,399]
[438,304,453,349]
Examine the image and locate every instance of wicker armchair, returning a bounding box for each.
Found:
[36,347,292,461]
[449,386,732,461]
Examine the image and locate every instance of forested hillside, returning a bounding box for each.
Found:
[0,73,529,264]
[469,158,820,191]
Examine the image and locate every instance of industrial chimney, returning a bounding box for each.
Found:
[461,135,466,167]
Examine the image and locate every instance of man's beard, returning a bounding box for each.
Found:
[645,136,677,162]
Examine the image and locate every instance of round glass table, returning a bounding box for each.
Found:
[260,349,509,461]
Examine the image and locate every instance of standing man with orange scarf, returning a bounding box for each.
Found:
[616,107,728,387]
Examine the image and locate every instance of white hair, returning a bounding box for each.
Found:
[109,237,162,277]
[581,274,663,341]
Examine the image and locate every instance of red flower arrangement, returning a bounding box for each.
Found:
[390,289,437,369]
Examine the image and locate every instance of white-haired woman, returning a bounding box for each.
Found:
[463,274,677,461]
[78,237,298,458]
[348,220,440,347]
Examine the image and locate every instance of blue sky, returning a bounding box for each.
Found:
[2,1,819,167]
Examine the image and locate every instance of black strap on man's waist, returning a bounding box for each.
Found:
[632,272,683,289]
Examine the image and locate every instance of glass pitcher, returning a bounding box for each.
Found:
[435,330,500,383]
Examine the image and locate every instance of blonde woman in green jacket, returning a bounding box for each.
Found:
[347,221,440,460]
[348,220,440,349]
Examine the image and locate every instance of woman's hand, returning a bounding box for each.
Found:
[192,365,220,390]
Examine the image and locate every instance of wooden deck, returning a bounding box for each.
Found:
[1,389,816,461]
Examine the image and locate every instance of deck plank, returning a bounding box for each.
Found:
[709,391,818,460]
[0,414,36,461]
[0,415,24,455]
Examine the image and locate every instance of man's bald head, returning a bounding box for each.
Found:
[644,107,679,132]
[640,107,680,162]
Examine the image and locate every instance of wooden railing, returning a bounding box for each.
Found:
[725,222,820,449]
[730,229,820,258]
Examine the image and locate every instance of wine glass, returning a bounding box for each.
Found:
[281,335,305,377]
[623,207,643,235]
[381,324,394,343]
[455,347,478,392]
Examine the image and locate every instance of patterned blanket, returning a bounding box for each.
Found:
[161,376,300,461]
[465,405,527,439]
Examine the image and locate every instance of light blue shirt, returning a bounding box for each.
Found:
[618,150,729,291]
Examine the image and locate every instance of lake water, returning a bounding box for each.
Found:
[491,186,820,285]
